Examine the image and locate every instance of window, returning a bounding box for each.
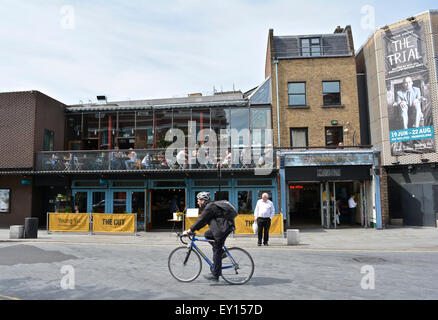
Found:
[288,82,306,106]
[290,128,308,148]
[323,81,341,106]
[43,129,55,151]
[325,127,343,147]
[251,108,272,147]
[301,38,321,57]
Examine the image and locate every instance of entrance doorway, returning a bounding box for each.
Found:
[288,181,364,229]
[289,183,321,227]
[150,189,185,230]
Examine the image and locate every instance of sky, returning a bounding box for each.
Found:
[0,0,436,105]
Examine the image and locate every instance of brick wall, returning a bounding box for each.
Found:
[270,56,362,148]
[0,91,36,169]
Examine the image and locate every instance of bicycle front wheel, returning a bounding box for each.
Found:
[168,246,202,282]
[221,247,254,285]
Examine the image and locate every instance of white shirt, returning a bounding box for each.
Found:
[348,197,357,208]
[254,199,275,219]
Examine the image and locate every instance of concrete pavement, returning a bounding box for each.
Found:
[1,226,437,252]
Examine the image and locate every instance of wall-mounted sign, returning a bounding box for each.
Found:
[284,152,373,167]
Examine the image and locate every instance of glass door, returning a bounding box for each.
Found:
[113,191,127,213]
[132,191,146,231]
[92,191,106,213]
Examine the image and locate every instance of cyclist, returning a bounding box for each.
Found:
[183,191,236,282]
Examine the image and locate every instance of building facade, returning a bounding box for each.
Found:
[357,10,438,227]
[265,26,381,229]
[0,91,66,227]
[0,90,277,231]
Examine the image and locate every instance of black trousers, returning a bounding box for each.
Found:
[257,217,271,245]
[349,208,356,224]
[204,229,232,278]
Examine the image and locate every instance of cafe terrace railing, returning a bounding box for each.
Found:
[34,147,277,172]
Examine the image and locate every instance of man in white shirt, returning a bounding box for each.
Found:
[348,194,357,225]
[254,193,275,246]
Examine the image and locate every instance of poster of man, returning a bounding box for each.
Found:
[0,189,10,213]
[383,20,435,156]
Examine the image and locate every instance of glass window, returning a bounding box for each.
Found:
[251,108,272,147]
[325,126,343,147]
[92,192,106,213]
[290,128,308,148]
[43,129,55,151]
[99,113,117,150]
[192,109,211,146]
[113,192,127,213]
[66,115,82,150]
[214,191,229,201]
[230,108,249,149]
[211,108,230,157]
[323,81,341,106]
[135,111,154,149]
[74,192,87,213]
[172,108,191,147]
[154,110,173,149]
[238,191,252,214]
[82,113,99,140]
[301,38,321,57]
[288,83,306,106]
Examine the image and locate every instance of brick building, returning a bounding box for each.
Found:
[265,26,381,229]
[0,91,66,227]
[356,10,438,227]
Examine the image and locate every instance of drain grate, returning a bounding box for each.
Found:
[353,257,386,263]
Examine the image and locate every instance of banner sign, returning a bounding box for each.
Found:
[92,214,136,233]
[185,217,209,234]
[48,213,90,232]
[382,20,435,155]
[185,214,283,235]
[284,152,373,167]
[234,214,283,235]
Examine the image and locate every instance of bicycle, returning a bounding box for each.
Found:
[168,232,255,285]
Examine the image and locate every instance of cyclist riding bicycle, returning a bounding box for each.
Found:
[183,191,237,282]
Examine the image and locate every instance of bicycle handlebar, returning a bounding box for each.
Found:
[176,232,195,245]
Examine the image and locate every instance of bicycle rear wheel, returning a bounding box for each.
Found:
[168,246,202,282]
[221,247,254,285]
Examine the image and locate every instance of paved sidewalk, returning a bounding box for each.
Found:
[1,226,437,251]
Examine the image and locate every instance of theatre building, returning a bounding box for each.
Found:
[265,26,382,229]
[0,89,277,231]
[356,10,438,227]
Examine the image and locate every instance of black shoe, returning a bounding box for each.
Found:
[204,274,219,282]
[264,243,269,246]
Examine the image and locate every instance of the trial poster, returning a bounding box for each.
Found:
[382,20,435,156]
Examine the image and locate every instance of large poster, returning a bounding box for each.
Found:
[383,21,435,156]
[0,189,10,213]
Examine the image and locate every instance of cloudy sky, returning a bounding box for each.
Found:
[0,0,435,104]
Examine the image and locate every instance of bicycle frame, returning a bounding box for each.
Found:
[186,235,236,271]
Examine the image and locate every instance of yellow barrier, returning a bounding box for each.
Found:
[184,214,284,235]
[184,217,209,234]
[48,213,90,232]
[235,214,284,235]
[92,213,136,233]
